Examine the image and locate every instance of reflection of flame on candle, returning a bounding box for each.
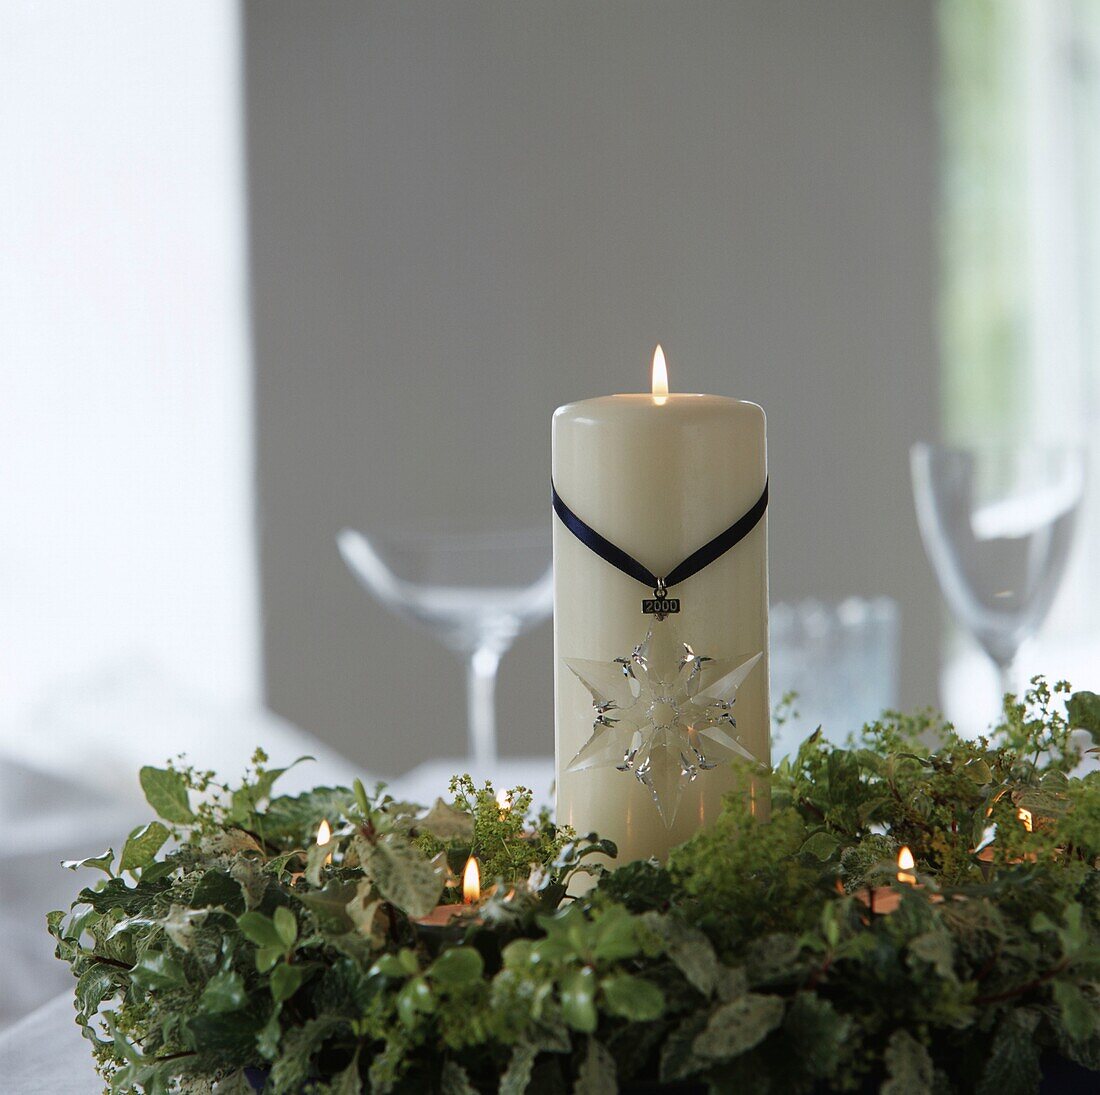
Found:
[462,856,481,904]
[897,846,916,885]
[652,344,669,404]
[1018,807,1033,832]
[316,819,333,866]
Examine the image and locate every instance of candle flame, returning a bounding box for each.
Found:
[462,855,480,904]
[1018,807,1033,832]
[316,819,333,865]
[496,788,512,811]
[896,845,916,885]
[651,344,669,404]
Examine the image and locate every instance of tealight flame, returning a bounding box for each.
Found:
[1018,807,1033,833]
[897,846,916,885]
[316,819,333,866]
[462,855,481,904]
[496,788,512,812]
[651,344,669,404]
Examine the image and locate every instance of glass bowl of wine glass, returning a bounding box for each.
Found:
[910,442,1085,704]
[337,525,553,771]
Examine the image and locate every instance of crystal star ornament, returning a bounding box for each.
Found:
[565,620,763,827]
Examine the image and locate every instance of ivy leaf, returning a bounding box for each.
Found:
[78,876,170,915]
[257,1007,282,1060]
[440,1060,478,1095]
[306,838,337,888]
[200,829,264,858]
[659,1014,708,1083]
[228,756,315,824]
[418,798,475,841]
[263,785,356,843]
[346,879,384,945]
[62,848,115,876]
[1052,980,1098,1042]
[561,967,598,1033]
[372,952,413,979]
[268,1015,344,1093]
[1033,903,1087,958]
[641,912,718,996]
[693,993,784,1060]
[74,963,125,1022]
[238,911,283,949]
[591,905,641,961]
[1067,691,1100,741]
[129,951,186,992]
[882,1028,934,1095]
[396,977,434,1028]
[907,931,956,982]
[500,1043,537,1095]
[328,1049,363,1095]
[781,993,849,1080]
[209,1069,255,1094]
[273,905,298,948]
[256,946,284,974]
[162,904,208,952]
[716,965,749,1002]
[201,969,247,1014]
[232,859,268,909]
[799,830,841,861]
[119,822,170,873]
[362,834,442,918]
[139,766,194,823]
[430,946,485,986]
[964,758,993,784]
[976,1010,1041,1095]
[745,933,804,987]
[601,974,664,1021]
[297,879,357,934]
[575,1037,616,1094]
[192,869,246,914]
[270,963,304,1003]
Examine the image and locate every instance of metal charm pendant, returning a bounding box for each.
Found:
[642,578,679,620]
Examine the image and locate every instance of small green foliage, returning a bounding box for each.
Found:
[139,765,194,823]
[432,774,575,887]
[49,681,1100,1093]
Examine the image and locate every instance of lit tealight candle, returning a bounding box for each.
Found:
[414,855,483,932]
[316,819,333,866]
[896,846,916,886]
[462,855,481,904]
[857,847,926,915]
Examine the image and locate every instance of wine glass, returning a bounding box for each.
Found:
[337,526,553,769]
[910,443,1084,700]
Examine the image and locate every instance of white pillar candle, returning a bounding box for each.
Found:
[552,348,770,867]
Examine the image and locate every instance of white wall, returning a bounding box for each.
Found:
[245,1,941,775]
[0,1,259,738]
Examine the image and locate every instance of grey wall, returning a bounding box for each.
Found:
[244,0,941,777]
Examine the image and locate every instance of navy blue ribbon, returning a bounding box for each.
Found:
[552,478,768,593]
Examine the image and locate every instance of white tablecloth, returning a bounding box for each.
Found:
[0,994,97,1095]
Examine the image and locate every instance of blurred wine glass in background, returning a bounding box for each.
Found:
[338,527,553,770]
[910,443,1085,705]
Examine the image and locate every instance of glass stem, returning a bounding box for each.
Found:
[465,645,502,770]
[997,660,1015,710]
